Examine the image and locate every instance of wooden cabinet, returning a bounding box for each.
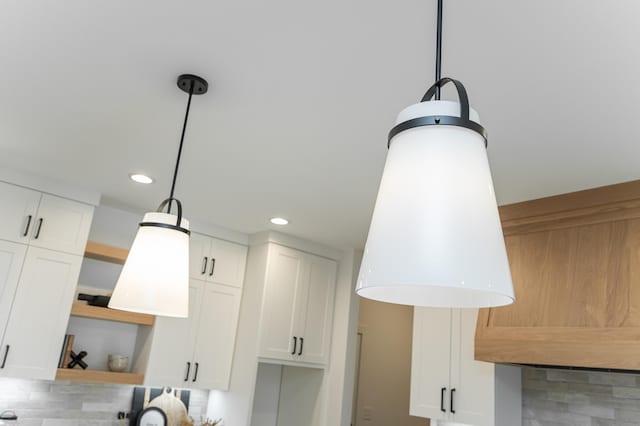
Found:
[189,232,247,288]
[257,244,337,366]
[0,182,93,255]
[144,280,242,390]
[475,180,640,370]
[0,248,82,380]
[411,308,520,426]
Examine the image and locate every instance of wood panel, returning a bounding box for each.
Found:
[476,179,640,370]
[84,241,128,264]
[70,303,155,326]
[56,368,143,385]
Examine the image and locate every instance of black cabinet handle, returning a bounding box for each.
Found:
[184,362,191,381]
[34,218,43,239]
[291,337,297,355]
[193,362,199,382]
[23,215,32,237]
[298,337,304,356]
[440,387,446,412]
[201,257,208,274]
[451,388,456,414]
[209,258,216,276]
[1,345,9,369]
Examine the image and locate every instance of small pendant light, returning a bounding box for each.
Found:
[356,0,514,308]
[109,74,208,318]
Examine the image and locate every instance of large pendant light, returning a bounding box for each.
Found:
[356,0,514,308]
[109,74,208,318]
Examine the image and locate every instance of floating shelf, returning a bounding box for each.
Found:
[84,241,128,264]
[70,303,155,326]
[56,368,144,385]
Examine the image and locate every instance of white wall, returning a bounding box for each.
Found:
[251,363,283,426]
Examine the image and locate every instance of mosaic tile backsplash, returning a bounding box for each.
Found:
[0,379,208,426]
[523,366,640,426]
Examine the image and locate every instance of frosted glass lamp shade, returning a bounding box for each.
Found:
[356,100,514,308]
[109,212,190,317]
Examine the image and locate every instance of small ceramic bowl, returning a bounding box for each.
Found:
[107,354,129,372]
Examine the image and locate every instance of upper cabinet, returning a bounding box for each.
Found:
[475,180,640,370]
[257,243,337,367]
[190,232,247,288]
[0,182,93,255]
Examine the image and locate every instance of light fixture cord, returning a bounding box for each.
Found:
[435,0,443,100]
[168,80,195,214]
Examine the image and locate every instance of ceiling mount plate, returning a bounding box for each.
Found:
[177,74,208,95]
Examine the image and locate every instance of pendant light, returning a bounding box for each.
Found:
[356,0,514,308]
[108,74,208,318]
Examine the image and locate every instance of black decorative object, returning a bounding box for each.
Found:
[78,293,111,307]
[67,350,88,369]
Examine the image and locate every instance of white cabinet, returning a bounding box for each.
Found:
[257,244,337,366]
[190,232,247,288]
[0,181,93,255]
[411,308,521,426]
[0,241,28,345]
[0,248,82,380]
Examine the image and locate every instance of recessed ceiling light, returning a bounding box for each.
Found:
[270,217,289,226]
[129,174,154,184]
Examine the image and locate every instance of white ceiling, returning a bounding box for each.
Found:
[1,0,640,249]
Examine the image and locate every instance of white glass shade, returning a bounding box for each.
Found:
[356,100,514,308]
[108,212,190,317]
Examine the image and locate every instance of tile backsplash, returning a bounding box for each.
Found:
[0,379,208,426]
[523,366,640,425]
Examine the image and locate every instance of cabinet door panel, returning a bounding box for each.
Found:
[0,241,27,344]
[208,238,247,288]
[30,194,93,255]
[451,308,494,426]
[0,248,81,380]
[410,307,452,421]
[144,280,202,388]
[192,283,241,390]
[0,182,41,244]
[298,255,336,364]
[189,233,211,280]
[258,245,305,361]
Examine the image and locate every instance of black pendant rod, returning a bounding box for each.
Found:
[435,0,443,100]
[168,81,195,214]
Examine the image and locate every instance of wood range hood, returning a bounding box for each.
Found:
[475,179,640,371]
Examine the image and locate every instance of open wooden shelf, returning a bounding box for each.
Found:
[84,241,128,265]
[70,303,155,326]
[56,368,144,385]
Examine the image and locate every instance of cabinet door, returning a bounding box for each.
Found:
[258,245,305,361]
[0,182,41,244]
[189,233,212,280]
[191,283,242,390]
[29,194,93,255]
[208,238,247,288]
[144,280,202,388]
[450,308,494,426]
[0,241,27,344]
[410,307,452,421]
[297,254,336,365]
[0,248,81,380]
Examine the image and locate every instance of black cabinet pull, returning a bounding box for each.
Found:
[1,345,9,369]
[440,387,446,412]
[201,257,208,274]
[34,218,43,239]
[291,337,297,355]
[23,215,32,237]
[209,258,216,276]
[193,362,199,382]
[451,388,456,414]
[298,337,304,356]
[184,362,191,381]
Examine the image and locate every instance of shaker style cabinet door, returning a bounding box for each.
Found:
[0,247,81,380]
[0,241,27,344]
[208,239,247,288]
[191,283,242,390]
[258,245,306,361]
[29,194,94,256]
[0,181,41,245]
[189,233,212,280]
